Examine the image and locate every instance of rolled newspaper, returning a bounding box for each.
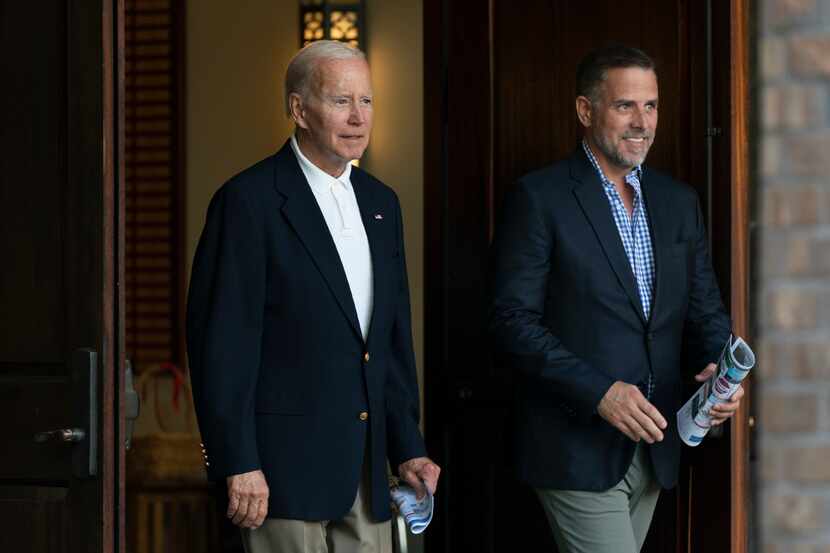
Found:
[677,335,755,446]
[390,483,434,535]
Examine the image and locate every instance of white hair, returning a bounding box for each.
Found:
[284,40,366,117]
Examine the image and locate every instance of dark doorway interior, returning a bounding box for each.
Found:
[423,1,747,552]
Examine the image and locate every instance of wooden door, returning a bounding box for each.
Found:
[0,1,123,552]
[423,1,750,552]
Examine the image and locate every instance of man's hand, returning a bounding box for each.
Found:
[398,457,441,500]
[597,381,667,443]
[694,362,718,383]
[694,363,745,426]
[226,469,269,529]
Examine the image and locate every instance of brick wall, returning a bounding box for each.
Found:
[758,0,830,551]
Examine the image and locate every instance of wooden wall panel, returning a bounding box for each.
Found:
[0,1,68,365]
[124,0,185,372]
[127,486,221,553]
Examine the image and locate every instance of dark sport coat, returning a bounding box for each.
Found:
[489,147,731,491]
[186,141,426,522]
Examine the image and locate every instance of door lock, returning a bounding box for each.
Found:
[31,349,98,478]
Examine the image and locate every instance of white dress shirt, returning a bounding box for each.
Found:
[290,135,374,341]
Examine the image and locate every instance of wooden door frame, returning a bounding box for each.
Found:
[107,0,125,551]
[74,0,123,550]
[729,0,751,552]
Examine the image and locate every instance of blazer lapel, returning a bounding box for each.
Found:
[569,149,647,326]
[640,168,668,330]
[272,142,364,344]
[351,169,385,349]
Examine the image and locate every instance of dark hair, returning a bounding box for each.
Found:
[576,44,655,102]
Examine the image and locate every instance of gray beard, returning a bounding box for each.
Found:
[595,133,650,170]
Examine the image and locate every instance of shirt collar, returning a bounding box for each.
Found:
[290,134,353,195]
[581,139,642,192]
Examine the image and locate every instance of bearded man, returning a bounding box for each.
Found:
[489,45,743,553]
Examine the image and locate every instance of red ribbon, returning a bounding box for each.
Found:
[159,361,185,412]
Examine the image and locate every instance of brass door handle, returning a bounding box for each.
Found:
[34,428,86,443]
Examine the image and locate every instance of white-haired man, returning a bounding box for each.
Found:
[187,40,440,553]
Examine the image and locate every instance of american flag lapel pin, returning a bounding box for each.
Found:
[374,213,383,220]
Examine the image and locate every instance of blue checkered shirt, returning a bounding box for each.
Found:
[582,140,656,399]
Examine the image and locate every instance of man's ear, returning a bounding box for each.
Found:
[575,96,593,128]
[289,93,309,129]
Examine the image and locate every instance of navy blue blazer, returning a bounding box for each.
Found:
[489,147,731,491]
[186,141,426,521]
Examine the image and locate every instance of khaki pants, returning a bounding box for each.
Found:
[535,444,661,553]
[240,466,391,553]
